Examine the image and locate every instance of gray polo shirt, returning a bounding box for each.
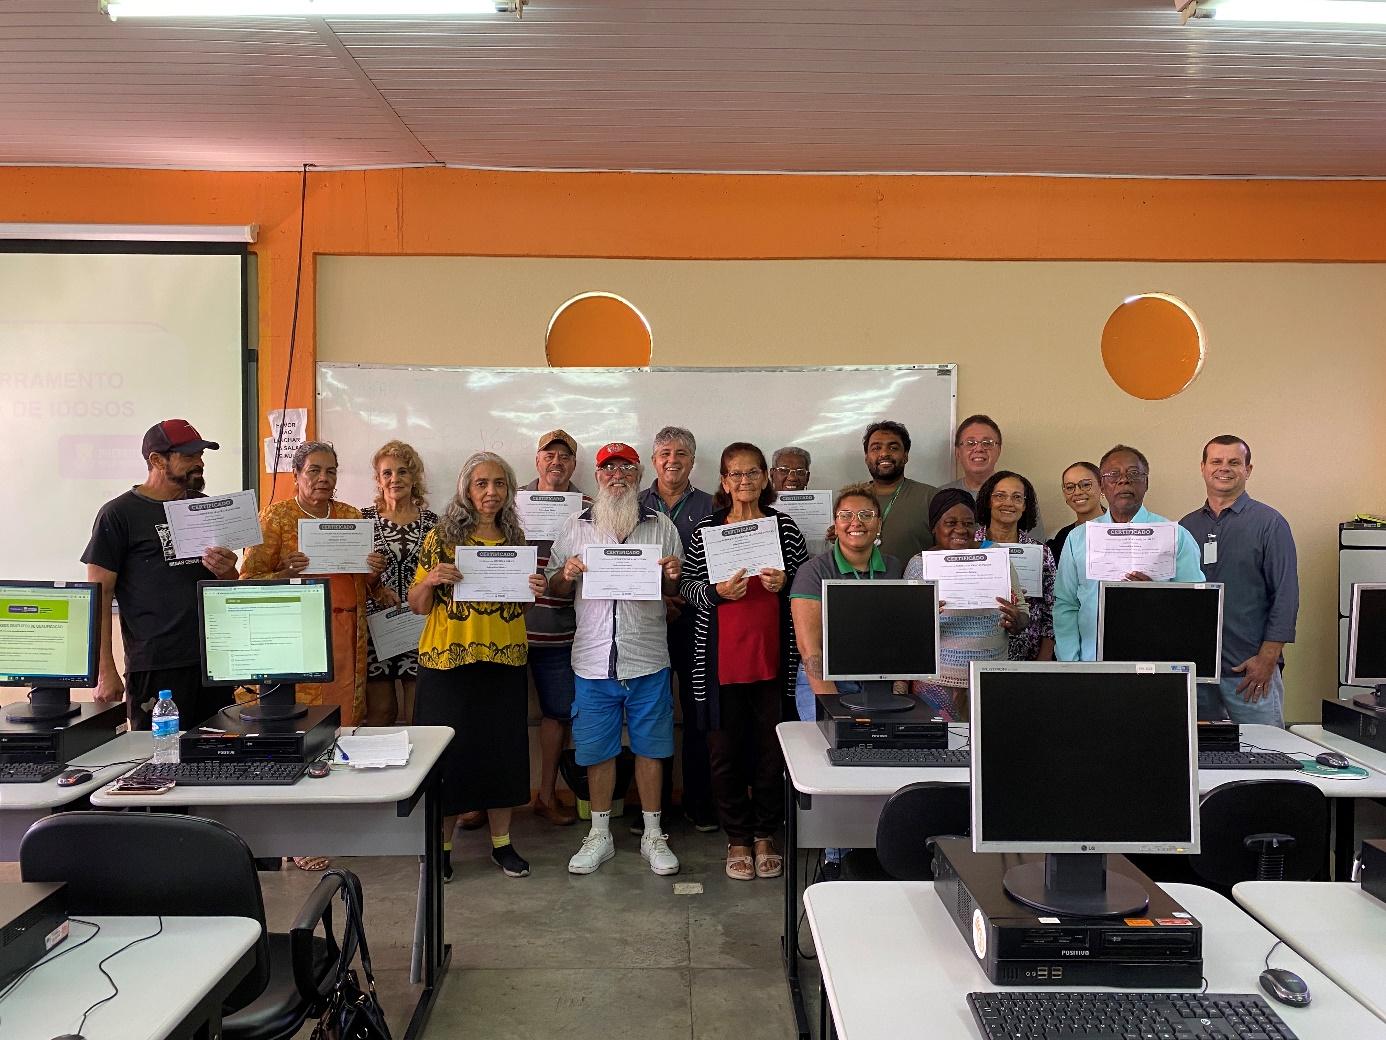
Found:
[1179,492,1298,671]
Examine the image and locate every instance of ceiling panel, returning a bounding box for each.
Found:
[0,0,1384,175]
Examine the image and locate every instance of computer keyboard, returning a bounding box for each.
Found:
[826,746,970,768]
[968,991,1300,1040]
[123,760,306,786]
[1197,750,1302,771]
[0,761,63,784]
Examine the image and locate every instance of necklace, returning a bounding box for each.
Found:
[295,496,330,520]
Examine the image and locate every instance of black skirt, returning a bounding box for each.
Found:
[414,660,530,815]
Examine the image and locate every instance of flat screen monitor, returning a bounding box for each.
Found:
[1098,581,1224,682]
[198,579,333,723]
[1347,582,1386,695]
[970,660,1199,917]
[821,579,939,713]
[0,580,100,723]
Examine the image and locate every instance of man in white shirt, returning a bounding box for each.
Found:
[547,442,685,876]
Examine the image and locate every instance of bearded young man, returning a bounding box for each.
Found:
[546,442,686,876]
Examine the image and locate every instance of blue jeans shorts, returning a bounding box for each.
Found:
[529,644,577,721]
[573,669,674,766]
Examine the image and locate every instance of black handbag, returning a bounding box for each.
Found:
[310,869,393,1040]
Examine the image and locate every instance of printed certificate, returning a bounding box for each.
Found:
[1085,521,1177,582]
[582,544,663,601]
[919,547,1011,610]
[998,543,1043,599]
[516,491,584,543]
[163,490,263,560]
[701,516,785,584]
[299,519,376,574]
[453,545,539,602]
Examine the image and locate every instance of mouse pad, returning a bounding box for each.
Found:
[1297,760,1370,779]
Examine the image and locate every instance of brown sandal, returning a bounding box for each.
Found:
[754,838,783,879]
[725,845,755,881]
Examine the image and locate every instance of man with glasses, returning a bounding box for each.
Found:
[940,414,1044,539]
[1180,435,1298,727]
[862,419,940,562]
[549,442,685,875]
[769,445,812,492]
[1053,444,1204,661]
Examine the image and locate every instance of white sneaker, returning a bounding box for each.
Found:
[640,831,680,876]
[568,830,615,875]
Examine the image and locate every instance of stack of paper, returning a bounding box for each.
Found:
[333,730,412,768]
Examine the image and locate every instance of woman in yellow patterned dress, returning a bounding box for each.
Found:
[408,451,546,881]
[240,440,386,727]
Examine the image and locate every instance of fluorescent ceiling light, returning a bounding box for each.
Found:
[0,223,258,242]
[103,0,517,18]
[1182,0,1386,23]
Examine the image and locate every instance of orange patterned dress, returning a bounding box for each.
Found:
[240,498,369,725]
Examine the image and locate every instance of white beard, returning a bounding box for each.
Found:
[592,485,642,541]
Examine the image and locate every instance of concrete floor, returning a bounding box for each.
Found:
[249,807,822,1040]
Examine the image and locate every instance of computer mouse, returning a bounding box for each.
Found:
[305,760,332,779]
[1315,751,1351,770]
[1260,967,1312,1008]
[56,768,94,787]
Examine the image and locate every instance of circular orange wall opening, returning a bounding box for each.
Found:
[1101,292,1205,401]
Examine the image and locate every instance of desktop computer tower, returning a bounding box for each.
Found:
[0,702,125,767]
[932,838,1203,988]
[814,693,948,749]
[180,705,339,763]
[0,882,67,990]
[1321,697,1386,754]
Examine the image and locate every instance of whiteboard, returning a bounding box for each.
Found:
[317,365,957,511]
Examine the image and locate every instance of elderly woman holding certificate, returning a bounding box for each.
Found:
[407,451,546,882]
[679,442,809,881]
[904,487,1027,722]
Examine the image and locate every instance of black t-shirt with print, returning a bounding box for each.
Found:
[81,489,218,672]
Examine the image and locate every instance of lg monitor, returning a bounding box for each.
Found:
[821,579,939,713]
[1347,582,1386,708]
[1097,581,1224,683]
[0,580,100,723]
[198,579,333,723]
[970,660,1200,918]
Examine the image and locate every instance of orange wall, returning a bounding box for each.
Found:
[2,165,1384,499]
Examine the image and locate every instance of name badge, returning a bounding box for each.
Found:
[1202,539,1218,566]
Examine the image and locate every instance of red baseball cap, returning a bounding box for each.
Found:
[595,442,640,467]
[141,419,220,458]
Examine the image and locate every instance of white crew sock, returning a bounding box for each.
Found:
[590,810,611,835]
[643,810,663,836]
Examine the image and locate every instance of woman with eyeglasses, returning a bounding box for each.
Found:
[976,470,1055,662]
[680,442,809,881]
[904,487,1027,721]
[1048,461,1105,567]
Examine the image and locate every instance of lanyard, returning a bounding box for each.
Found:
[879,482,904,523]
[656,488,690,521]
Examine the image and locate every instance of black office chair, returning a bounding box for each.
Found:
[874,781,971,881]
[19,811,344,1040]
[1186,779,1329,895]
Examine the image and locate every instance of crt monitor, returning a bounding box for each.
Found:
[1097,581,1224,683]
[970,660,1200,918]
[0,580,100,723]
[821,579,939,714]
[198,579,333,723]
[1348,582,1386,707]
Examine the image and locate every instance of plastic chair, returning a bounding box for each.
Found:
[874,781,971,881]
[1187,779,1329,895]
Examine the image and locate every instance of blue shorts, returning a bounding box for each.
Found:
[529,644,577,721]
[573,669,674,766]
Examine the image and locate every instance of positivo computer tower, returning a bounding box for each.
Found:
[180,705,339,763]
[932,838,1203,988]
[0,702,125,768]
[0,882,68,990]
[814,693,948,749]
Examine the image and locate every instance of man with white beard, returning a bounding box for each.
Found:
[547,442,686,875]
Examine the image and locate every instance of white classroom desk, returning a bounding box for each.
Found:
[86,725,453,1040]
[1291,723,1386,771]
[0,915,260,1040]
[1234,880,1386,1025]
[805,881,1386,1040]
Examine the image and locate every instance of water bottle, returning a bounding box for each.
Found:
[151,689,180,764]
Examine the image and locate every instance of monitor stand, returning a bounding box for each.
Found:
[1351,684,1386,713]
[835,679,917,714]
[3,687,83,724]
[238,682,309,724]
[1003,852,1150,918]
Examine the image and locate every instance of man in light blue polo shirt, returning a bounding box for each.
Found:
[1054,444,1204,661]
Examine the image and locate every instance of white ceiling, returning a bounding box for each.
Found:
[2,0,1385,176]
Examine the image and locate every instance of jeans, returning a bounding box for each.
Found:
[1197,667,1286,728]
[795,665,858,863]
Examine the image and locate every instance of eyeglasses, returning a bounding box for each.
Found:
[725,468,764,483]
[772,466,809,479]
[959,438,999,450]
[1061,479,1096,494]
[835,509,880,523]
[599,462,638,475]
[989,491,1026,504]
[1100,468,1148,484]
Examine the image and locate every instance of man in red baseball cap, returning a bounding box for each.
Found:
[81,418,239,730]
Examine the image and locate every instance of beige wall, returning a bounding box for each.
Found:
[319,256,1386,724]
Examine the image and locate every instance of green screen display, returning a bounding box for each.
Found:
[0,583,96,683]
[200,582,331,683]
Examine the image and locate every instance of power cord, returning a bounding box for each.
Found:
[0,918,105,1033]
[1264,939,1285,970]
[266,162,310,506]
[72,915,165,1036]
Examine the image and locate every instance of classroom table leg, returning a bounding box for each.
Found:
[403,774,451,1040]
[783,768,811,1040]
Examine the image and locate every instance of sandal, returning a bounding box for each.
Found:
[754,838,783,879]
[725,845,755,881]
[289,855,331,871]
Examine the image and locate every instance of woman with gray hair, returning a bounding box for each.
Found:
[408,451,547,881]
